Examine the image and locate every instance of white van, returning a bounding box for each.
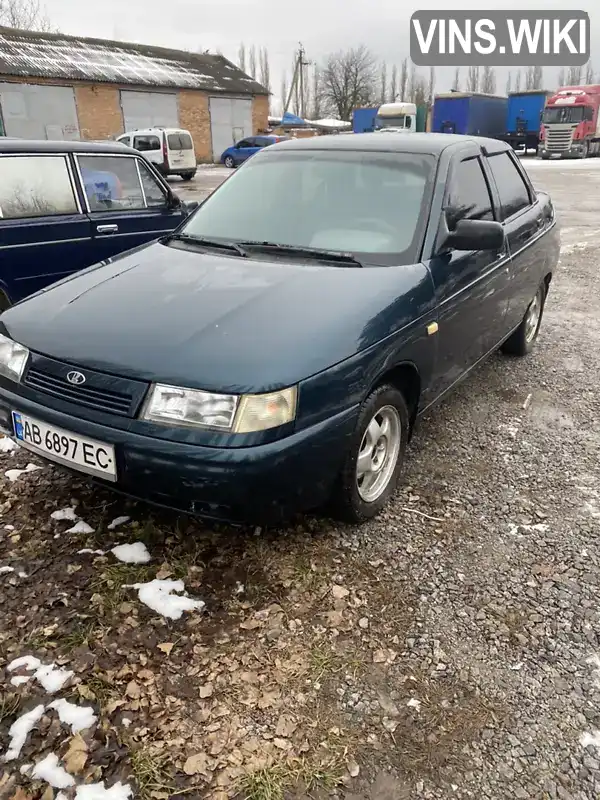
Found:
[117,127,196,181]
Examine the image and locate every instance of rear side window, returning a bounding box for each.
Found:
[0,155,78,219]
[133,135,160,152]
[487,152,531,220]
[445,157,494,230]
[78,155,145,212]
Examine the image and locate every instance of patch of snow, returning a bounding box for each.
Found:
[66,520,95,534]
[49,699,97,733]
[75,781,133,799]
[18,571,27,578]
[51,506,79,522]
[7,655,73,694]
[407,698,421,711]
[107,515,130,530]
[582,730,600,749]
[78,548,106,556]
[111,542,151,564]
[0,565,14,574]
[4,524,14,530]
[20,763,32,774]
[4,704,45,760]
[11,675,31,687]
[32,753,75,788]
[5,463,41,481]
[127,579,205,620]
[57,794,68,800]
[122,717,132,727]
[0,436,18,452]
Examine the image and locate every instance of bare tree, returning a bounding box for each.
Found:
[506,71,512,94]
[311,65,323,119]
[280,73,288,116]
[532,65,543,89]
[557,67,565,88]
[0,0,53,29]
[320,45,377,120]
[380,61,387,105]
[237,42,246,73]
[407,62,416,102]
[399,58,408,100]
[259,47,270,91]
[249,45,257,80]
[452,67,461,91]
[480,66,496,94]
[585,61,594,83]
[567,65,582,84]
[466,66,480,92]
[427,66,435,103]
[390,64,398,101]
[515,70,522,92]
[411,74,427,105]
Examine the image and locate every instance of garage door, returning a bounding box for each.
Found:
[0,83,80,140]
[120,91,179,132]
[209,97,252,162]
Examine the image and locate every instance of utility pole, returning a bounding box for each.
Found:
[283,43,310,118]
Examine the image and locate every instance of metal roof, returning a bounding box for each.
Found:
[0,27,269,95]
[0,138,136,154]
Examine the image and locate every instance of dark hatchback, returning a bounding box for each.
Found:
[0,139,194,308]
[0,133,559,524]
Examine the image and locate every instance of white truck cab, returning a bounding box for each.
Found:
[374,102,417,133]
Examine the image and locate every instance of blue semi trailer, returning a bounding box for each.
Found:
[432,92,508,137]
[352,107,378,133]
[498,90,553,152]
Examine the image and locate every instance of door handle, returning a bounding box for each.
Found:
[97,224,118,235]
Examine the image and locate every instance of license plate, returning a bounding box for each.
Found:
[12,412,117,481]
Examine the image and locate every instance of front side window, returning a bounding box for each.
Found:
[0,155,78,219]
[138,161,168,208]
[78,155,144,212]
[180,149,435,264]
[446,157,494,230]
[133,135,160,152]
[487,152,531,221]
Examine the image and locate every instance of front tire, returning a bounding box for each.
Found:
[224,156,235,168]
[329,384,409,523]
[501,283,546,357]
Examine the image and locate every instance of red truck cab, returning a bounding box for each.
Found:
[540,85,600,159]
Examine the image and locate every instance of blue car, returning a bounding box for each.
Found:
[0,139,196,309]
[0,134,559,525]
[221,135,286,168]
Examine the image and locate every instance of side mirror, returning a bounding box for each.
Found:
[168,193,182,210]
[443,218,505,252]
[183,200,200,213]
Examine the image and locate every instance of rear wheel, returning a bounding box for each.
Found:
[181,171,196,181]
[224,156,235,168]
[329,384,409,523]
[582,140,590,159]
[501,283,546,357]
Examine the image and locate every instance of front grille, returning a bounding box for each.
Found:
[23,353,149,418]
[25,369,132,416]
[546,127,574,152]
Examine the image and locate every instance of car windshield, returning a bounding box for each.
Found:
[375,116,410,129]
[180,149,435,265]
[543,106,585,123]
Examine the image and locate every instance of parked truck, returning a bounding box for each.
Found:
[497,90,552,153]
[432,92,508,137]
[352,102,427,133]
[352,107,378,133]
[539,84,600,159]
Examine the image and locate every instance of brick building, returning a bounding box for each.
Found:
[0,27,270,162]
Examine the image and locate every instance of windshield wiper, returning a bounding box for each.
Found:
[168,233,248,258]
[238,241,364,267]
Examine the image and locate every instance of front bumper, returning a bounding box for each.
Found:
[0,385,359,524]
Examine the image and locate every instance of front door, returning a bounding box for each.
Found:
[424,152,509,403]
[0,153,92,303]
[235,138,261,164]
[75,153,186,262]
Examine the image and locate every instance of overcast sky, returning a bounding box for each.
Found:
[44,0,598,112]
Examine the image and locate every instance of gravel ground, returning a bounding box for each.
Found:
[1,160,599,800]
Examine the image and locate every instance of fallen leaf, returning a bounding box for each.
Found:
[77,685,96,701]
[41,789,54,800]
[275,715,297,738]
[258,690,280,709]
[104,699,127,715]
[183,752,211,777]
[126,680,141,699]
[373,650,388,663]
[199,683,214,699]
[157,642,174,656]
[332,585,350,600]
[64,733,88,774]
[273,738,290,750]
[156,565,173,580]
[138,669,154,682]
[239,618,262,630]
[347,760,360,778]
[10,790,33,800]
[67,564,82,575]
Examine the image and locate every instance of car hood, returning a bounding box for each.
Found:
[2,242,432,393]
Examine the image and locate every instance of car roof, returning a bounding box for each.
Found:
[269,132,512,156]
[0,138,136,155]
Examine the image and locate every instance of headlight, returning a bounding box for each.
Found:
[142,384,297,433]
[0,333,29,382]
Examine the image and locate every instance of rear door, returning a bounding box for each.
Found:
[75,153,186,262]
[0,153,92,302]
[425,148,509,399]
[484,149,544,333]
[166,131,193,172]
[132,133,162,169]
